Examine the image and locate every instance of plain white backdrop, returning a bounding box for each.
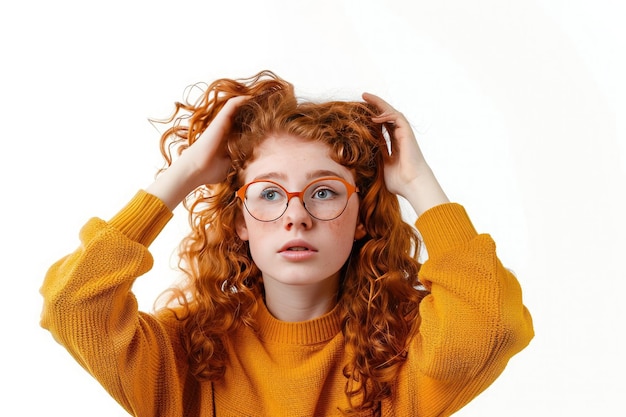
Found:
[1,0,624,415]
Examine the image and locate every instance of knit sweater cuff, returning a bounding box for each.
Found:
[108,190,173,247]
[415,203,478,258]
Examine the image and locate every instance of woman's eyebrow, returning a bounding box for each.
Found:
[252,172,287,181]
[252,170,347,182]
[306,170,347,180]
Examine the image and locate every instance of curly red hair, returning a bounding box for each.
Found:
[158,70,428,413]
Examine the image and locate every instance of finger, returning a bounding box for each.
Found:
[362,92,392,109]
[196,95,250,143]
[362,92,397,128]
[362,92,390,115]
[212,95,251,125]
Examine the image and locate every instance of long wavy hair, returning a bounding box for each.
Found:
[157,70,428,413]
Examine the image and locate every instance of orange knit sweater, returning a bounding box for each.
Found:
[40,190,533,417]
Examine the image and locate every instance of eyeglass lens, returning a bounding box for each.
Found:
[243,178,350,221]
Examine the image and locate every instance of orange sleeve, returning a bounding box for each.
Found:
[39,191,210,416]
[398,203,534,416]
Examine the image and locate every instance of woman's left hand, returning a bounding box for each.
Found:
[362,92,449,216]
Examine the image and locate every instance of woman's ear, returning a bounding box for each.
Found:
[354,222,366,240]
[235,213,249,241]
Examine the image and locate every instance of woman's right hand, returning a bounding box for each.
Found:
[146,95,249,210]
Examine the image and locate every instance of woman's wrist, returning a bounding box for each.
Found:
[401,170,449,217]
[145,162,198,211]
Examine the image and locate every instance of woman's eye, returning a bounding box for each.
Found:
[260,189,281,201]
[313,188,336,199]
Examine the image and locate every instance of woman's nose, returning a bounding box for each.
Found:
[282,196,313,229]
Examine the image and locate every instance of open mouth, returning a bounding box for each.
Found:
[280,240,317,253]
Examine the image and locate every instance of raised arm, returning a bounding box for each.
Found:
[40,96,249,416]
[364,93,533,415]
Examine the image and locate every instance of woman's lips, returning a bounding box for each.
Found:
[279,240,318,260]
[279,240,317,253]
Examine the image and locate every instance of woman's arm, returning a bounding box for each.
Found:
[406,203,534,415]
[40,95,249,415]
[40,192,193,416]
[363,93,533,415]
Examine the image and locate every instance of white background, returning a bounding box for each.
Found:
[1,0,624,415]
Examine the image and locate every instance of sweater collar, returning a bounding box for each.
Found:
[255,299,343,345]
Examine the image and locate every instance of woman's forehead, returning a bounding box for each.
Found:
[241,134,354,184]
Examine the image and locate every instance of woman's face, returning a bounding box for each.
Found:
[236,134,364,290]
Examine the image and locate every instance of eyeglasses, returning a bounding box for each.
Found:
[235,176,359,222]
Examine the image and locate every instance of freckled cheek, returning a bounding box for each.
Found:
[326,206,360,242]
[245,222,276,263]
[246,221,277,241]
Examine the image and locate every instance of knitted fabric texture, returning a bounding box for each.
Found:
[40,190,533,417]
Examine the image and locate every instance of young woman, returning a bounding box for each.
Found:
[40,70,533,416]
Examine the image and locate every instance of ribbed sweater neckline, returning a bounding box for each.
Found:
[254,299,343,345]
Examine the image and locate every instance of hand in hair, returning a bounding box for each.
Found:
[146,95,249,210]
[362,92,449,216]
